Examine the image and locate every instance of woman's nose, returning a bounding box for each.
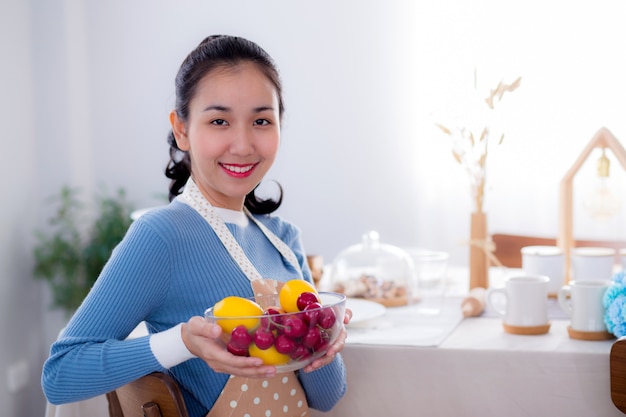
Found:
[229,126,254,155]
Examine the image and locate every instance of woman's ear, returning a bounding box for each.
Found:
[170,110,190,151]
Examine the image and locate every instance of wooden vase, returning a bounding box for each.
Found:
[469,211,489,289]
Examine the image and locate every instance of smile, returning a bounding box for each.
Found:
[220,163,256,176]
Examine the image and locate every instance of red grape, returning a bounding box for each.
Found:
[297,292,320,311]
[282,315,307,338]
[230,325,253,348]
[290,344,312,361]
[319,307,337,329]
[302,302,322,326]
[253,327,275,350]
[263,308,283,330]
[227,342,249,357]
[274,334,297,354]
[314,331,331,352]
[303,326,322,349]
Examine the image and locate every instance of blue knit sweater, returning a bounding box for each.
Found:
[41,199,347,417]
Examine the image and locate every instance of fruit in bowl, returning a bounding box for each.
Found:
[204,281,346,373]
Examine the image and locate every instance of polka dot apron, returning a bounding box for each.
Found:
[206,374,309,417]
[181,179,310,417]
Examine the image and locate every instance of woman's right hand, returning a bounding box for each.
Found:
[181,316,278,378]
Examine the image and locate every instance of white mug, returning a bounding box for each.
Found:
[486,275,549,327]
[521,245,564,295]
[558,280,610,332]
[571,247,616,281]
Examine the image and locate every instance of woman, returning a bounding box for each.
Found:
[42,35,349,417]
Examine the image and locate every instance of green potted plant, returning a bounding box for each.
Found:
[34,186,134,314]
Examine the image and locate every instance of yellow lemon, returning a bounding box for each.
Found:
[249,343,291,366]
[213,296,263,334]
[279,279,319,313]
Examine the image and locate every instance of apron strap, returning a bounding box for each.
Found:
[243,206,301,273]
[180,178,303,283]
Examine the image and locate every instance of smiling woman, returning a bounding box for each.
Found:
[41,34,349,417]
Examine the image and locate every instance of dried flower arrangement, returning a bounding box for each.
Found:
[436,74,522,213]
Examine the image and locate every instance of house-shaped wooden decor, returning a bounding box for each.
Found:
[558,127,626,282]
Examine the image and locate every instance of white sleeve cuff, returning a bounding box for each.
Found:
[149,323,197,369]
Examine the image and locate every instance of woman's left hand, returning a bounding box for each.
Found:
[301,307,352,373]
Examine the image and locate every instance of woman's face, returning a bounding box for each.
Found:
[171,62,281,210]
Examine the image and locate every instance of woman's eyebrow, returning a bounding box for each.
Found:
[253,106,275,113]
[201,105,275,113]
[202,104,229,112]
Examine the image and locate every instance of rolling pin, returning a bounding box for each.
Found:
[461,287,486,317]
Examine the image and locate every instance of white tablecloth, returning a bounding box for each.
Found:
[310,316,619,417]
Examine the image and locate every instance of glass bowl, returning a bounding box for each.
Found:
[204,292,346,373]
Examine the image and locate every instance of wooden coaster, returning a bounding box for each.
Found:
[503,322,551,335]
[567,326,615,341]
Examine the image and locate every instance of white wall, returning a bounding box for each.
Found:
[3,0,626,415]
[40,0,626,266]
[0,1,47,416]
[37,0,626,266]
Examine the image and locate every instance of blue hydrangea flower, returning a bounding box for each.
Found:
[603,270,626,337]
[613,270,626,286]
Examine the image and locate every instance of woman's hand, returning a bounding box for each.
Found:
[181,316,278,378]
[301,307,352,373]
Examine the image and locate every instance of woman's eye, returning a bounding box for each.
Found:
[211,119,228,126]
[254,119,270,126]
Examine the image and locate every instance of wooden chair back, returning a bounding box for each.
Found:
[491,233,626,269]
[611,337,626,414]
[107,372,190,417]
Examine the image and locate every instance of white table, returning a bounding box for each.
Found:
[311,316,619,417]
[308,267,621,417]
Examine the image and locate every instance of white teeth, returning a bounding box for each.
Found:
[223,164,253,173]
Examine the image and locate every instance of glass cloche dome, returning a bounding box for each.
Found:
[328,231,417,307]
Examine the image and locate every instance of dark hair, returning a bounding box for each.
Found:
[164,35,284,214]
